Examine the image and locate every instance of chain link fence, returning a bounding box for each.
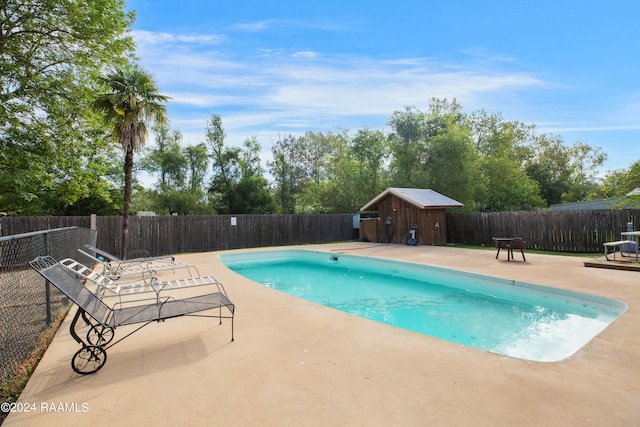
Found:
[0,227,96,384]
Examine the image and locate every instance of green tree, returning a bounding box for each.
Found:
[268,134,308,213]
[598,159,640,208]
[139,126,190,214]
[294,131,349,213]
[152,189,211,215]
[469,115,545,211]
[523,134,572,206]
[387,106,428,187]
[238,137,264,177]
[271,129,387,214]
[55,147,123,215]
[475,156,545,211]
[139,126,212,214]
[228,137,275,213]
[428,125,476,208]
[422,100,475,207]
[563,142,607,202]
[349,128,389,208]
[523,135,607,206]
[93,64,169,258]
[185,143,209,193]
[296,130,352,212]
[229,174,276,214]
[142,126,187,190]
[206,115,240,213]
[387,99,476,207]
[205,118,274,214]
[0,0,134,214]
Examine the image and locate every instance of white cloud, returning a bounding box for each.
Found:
[230,18,358,33]
[231,20,276,32]
[133,29,548,150]
[539,124,640,133]
[291,51,321,59]
[133,30,225,45]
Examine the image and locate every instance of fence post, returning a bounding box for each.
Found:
[45,280,52,325]
[43,231,52,324]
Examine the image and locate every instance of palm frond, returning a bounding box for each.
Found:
[93,63,169,151]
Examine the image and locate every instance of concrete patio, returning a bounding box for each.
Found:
[4,243,640,426]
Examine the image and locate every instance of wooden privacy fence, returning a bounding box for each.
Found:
[3,210,640,255]
[0,216,90,235]
[446,209,640,252]
[97,214,356,257]
[0,214,356,257]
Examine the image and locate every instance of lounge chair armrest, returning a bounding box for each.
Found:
[141,269,158,283]
[150,276,169,293]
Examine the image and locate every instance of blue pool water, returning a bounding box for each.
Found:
[219,249,627,362]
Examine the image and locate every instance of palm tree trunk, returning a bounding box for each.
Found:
[121,147,134,259]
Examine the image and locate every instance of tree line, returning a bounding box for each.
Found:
[131,99,638,215]
[1,1,639,218]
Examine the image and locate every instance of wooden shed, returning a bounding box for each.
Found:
[359,188,463,245]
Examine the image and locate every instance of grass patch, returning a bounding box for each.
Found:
[444,243,600,258]
[0,305,70,424]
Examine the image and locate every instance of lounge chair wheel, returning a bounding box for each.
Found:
[72,346,107,375]
[87,325,115,346]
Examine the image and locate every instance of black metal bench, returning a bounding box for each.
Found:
[29,256,235,375]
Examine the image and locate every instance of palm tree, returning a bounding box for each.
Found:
[93,63,169,259]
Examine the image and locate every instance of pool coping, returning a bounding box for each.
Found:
[5,243,640,426]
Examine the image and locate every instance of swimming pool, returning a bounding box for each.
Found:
[219,249,627,362]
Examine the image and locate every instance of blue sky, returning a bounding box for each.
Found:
[126,0,639,175]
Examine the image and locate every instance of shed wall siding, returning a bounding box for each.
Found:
[360,195,448,245]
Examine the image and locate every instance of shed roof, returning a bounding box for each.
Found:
[360,188,463,212]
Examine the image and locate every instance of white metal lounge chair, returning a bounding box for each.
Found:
[85,244,173,263]
[30,256,234,374]
[79,245,200,279]
[60,257,220,305]
[78,248,200,280]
